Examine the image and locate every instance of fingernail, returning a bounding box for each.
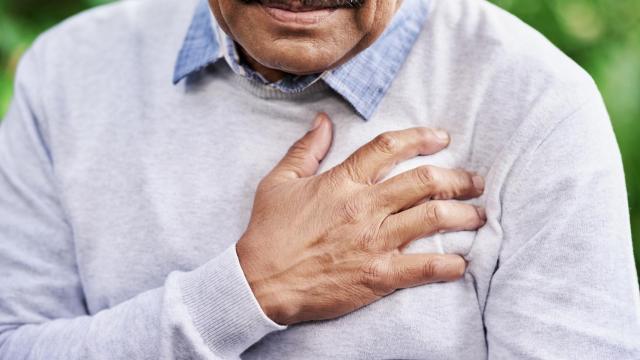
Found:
[310,114,325,131]
[476,207,487,222]
[434,129,450,143]
[472,175,485,192]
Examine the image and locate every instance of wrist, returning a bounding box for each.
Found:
[249,278,297,326]
[236,239,298,325]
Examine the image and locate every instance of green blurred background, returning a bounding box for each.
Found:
[1,0,639,277]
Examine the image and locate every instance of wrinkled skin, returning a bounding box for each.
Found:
[208,0,403,80]
[237,114,486,325]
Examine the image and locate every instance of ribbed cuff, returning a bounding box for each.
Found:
[179,244,286,358]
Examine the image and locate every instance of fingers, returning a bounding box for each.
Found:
[380,200,486,249]
[336,128,450,184]
[390,253,466,288]
[375,165,484,212]
[268,113,333,182]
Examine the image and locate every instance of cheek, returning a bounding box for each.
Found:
[211,0,251,36]
[353,1,377,33]
[353,1,400,50]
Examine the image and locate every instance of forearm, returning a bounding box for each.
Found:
[0,245,284,360]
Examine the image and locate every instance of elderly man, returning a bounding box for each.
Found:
[0,0,639,358]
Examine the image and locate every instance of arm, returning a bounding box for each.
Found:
[485,87,640,358]
[0,47,284,360]
[1,41,487,359]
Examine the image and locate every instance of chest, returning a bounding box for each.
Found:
[55,90,494,358]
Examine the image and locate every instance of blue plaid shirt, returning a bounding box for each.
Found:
[173,0,430,119]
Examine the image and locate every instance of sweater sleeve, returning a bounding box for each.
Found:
[484,87,640,358]
[0,47,284,360]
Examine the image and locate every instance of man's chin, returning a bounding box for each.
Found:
[245,42,351,75]
[219,0,369,76]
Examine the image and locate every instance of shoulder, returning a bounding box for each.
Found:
[390,0,615,192]
[22,0,199,85]
[410,0,606,159]
[33,0,197,51]
[426,0,596,104]
[10,0,201,147]
[13,0,200,124]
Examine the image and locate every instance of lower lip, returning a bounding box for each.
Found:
[262,5,337,25]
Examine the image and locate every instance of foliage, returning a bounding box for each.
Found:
[1,0,639,274]
[0,0,112,111]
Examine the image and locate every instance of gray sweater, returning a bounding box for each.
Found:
[0,0,639,358]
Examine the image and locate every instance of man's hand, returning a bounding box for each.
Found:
[237,113,486,325]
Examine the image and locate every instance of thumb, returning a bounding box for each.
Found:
[269,113,333,181]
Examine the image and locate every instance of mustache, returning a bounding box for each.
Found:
[240,0,366,9]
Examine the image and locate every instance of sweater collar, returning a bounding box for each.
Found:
[173,0,430,120]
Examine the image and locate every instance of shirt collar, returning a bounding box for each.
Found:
[173,0,430,120]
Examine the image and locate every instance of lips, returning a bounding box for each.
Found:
[255,0,364,12]
[262,5,336,25]
[246,0,363,26]
[256,0,339,25]
[260,0,328,12]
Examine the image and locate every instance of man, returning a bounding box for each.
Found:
[0,0,638,358]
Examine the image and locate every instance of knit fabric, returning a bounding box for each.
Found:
[0,0,638,358]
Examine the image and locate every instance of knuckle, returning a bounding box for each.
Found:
[288,141,311,158]
[361,257,393,294]
[424,202,445,228]
[372,132,399,155]
[433,169,473,200]
[324,168,346,188]
[256,177,271,192]
[338,197,364,223]
[458,170,475,192]
[416,127,433,142]
[343,160,366,183]
[286,137,314,161]
[422,258,442,279]
[257,174,284,193]
[415,165,436,189]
